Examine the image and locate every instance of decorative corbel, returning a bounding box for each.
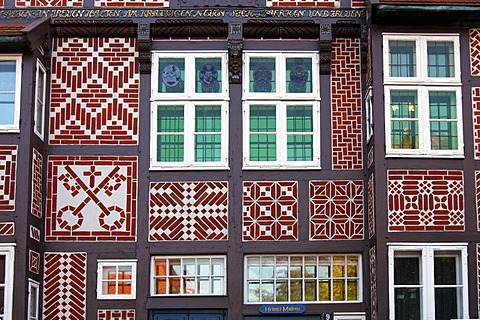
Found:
[228,23,243,84]
[319,23,332,75]
[137,23,151,74]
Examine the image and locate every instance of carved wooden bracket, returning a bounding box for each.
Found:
[228,40,243,84]
[137,23,151,74]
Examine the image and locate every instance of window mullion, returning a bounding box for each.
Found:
[278,102,285,165]
[424,247,434,320]
[185,103,194,165]
[420,87,429,154]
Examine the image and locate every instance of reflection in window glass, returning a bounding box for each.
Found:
[390,90,419,150]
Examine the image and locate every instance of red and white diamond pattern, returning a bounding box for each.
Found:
[470,29,480,76]
[243,181,298,241]
[370,246,377,320]
[43,252,86,320]
[98,309,135,320]
[31,148,43,218]
[310,180,364,240]
[95,0,168,6]
[149,182,228,241]
[0,145,17,211]
[388,170,464,232]
[266,0,338,6]
[46,156,137,242]
[368,174,375,239]
[16,0,82,6]
[50,38,139,145]
[29,249,40,274]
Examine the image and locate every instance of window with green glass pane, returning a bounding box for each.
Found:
[287,105,313,161]
[158,58,185,93]
[250,58,276,93]
[157,106,184,162]
[286,57,312,93]
[196,58,222,93]
[427,41,455,78]
[195,106,222,162]
[249,105,277,161]
[429,91,458,150]
[389,40,416,77]
[390,90,419,149]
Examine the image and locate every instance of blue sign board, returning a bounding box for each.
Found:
[259,304,306,314]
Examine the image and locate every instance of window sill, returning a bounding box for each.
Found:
[243,165,322,170]
[385,152,464,159]
[150,165,230,171]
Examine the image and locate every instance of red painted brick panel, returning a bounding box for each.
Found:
[16,0,82,6]
[0,145,17,211]
[331,38,363,170]
[368,174,375,239]
[310,180,364,240]
[370,246,377,320]
[388,170,464,232]
[266,0,337,6]
[31,148,43,218]
[30,225,41,242]
[473,88,480,159]
[29,249,40,274]
[351,0,365,7]
[243,181,298,241]
[95,0,168,6]
[471,29,480,76]
[46,156,137,242]
[149,182,228,241]
[98,309,135,320]
[0,223,14,235]
[50,38,139,145]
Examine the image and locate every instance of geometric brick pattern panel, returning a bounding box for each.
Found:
[476,171,480,231]
[331,38,363,170]
[243,181,298,241]
[470,29,480,76]
[388,170,464,232]
[473,88,480,159]
[16,0,82,6]
[95,0,168,6]
[50,38,139,145]
[30,225,41,242]
[478,244,480,317]
[368,174,375,239]
[31,148,43,218]
[367,146,373,169]
[370,246,377,320]
[266,0,337,6]
[29,249,40,274]
[351,0,365,7]
[149,182,228,241]
[98,309,135,320]
[0,145,17,211]
[43,252,86,320]
[0,223,14,236]
[46,156,137,242]
[310,180,364,240]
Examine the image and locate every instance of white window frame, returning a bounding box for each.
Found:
[34,60,46,140]
[150,255,227,296]
[0,55,22,132]
[333,313,366,320]
[244,254,362,304]
[150,51,229,170]
[388,243,469,320]
[0,245,15,320]
[243,51,321,169]
[243,101,320,169]
[383,34,461,85]
[385,86,463,157]
[27,279,40,320]
[96,260,137,300]
[383,34,463,158]
[364,86,373,142]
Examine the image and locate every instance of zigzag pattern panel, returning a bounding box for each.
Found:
[98,309,135,320]
[368,174,375,239]
[266,0,337,6]
[471,29,480,76]
[43,252,86,320]
[46,156,137,242]
[310,180,364,240]
[95,0,168,7]
[50,38,139,145]
[473,88,480,159]
[0,223,14,235]
[16,0,82,6]
[370,246,377,320]
[331,38,363,170]
[31,148,43,218]
[388,170,464,232]
[149,182,228,241]
[0,145,17,211]
[243,181,298,241]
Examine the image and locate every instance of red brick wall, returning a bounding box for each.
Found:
[266,0,338,6]
[16,0,82,7]
[31,148,43,218]
[0,145,17,211]
[471,29,480,76]
[98,309,135,320]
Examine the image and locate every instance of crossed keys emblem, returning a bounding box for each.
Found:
[57,165,127,231]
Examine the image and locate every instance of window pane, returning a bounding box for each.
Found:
[249,105,277,161]
[290,280,302,301]
[195,106,222,162]
[287,135,313,161]
[347,256,359,277]
[434,256,457,285]
[319,280,330,301]
[333,256,345,277]
[211,259,224,276]
[290,256,303,278]
[262,281,274,302]
[197,259,210,276]
[157,135,184,162]
[183,259,195,276]
[429,91,458,150]
[155,259,167,276]
[157,106,184,162]
[333,279,345,301]
[102,266,116,280]
[0,62,16,91]
[395,288,421,320]
[286,57,312,93]
[276,256,288,278]
[390,90,419,149]
[261,257,274,279]
[250,58,275,93]
[196,58,222,93]
[212,277,223,294]
[158,106,184,133]
[394,257,420,285]
[318,257,331,279]
[435,288,458,320]
[305,280,316,301]
[428,41,455,78]
[248,282,260,302]
[248,257,260,279]
[347,279,358,301]
[276,281,288,302]
[389,40,416,77]
[158,58,185,93]
[286,106,313,161]
[0,94,15,125]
